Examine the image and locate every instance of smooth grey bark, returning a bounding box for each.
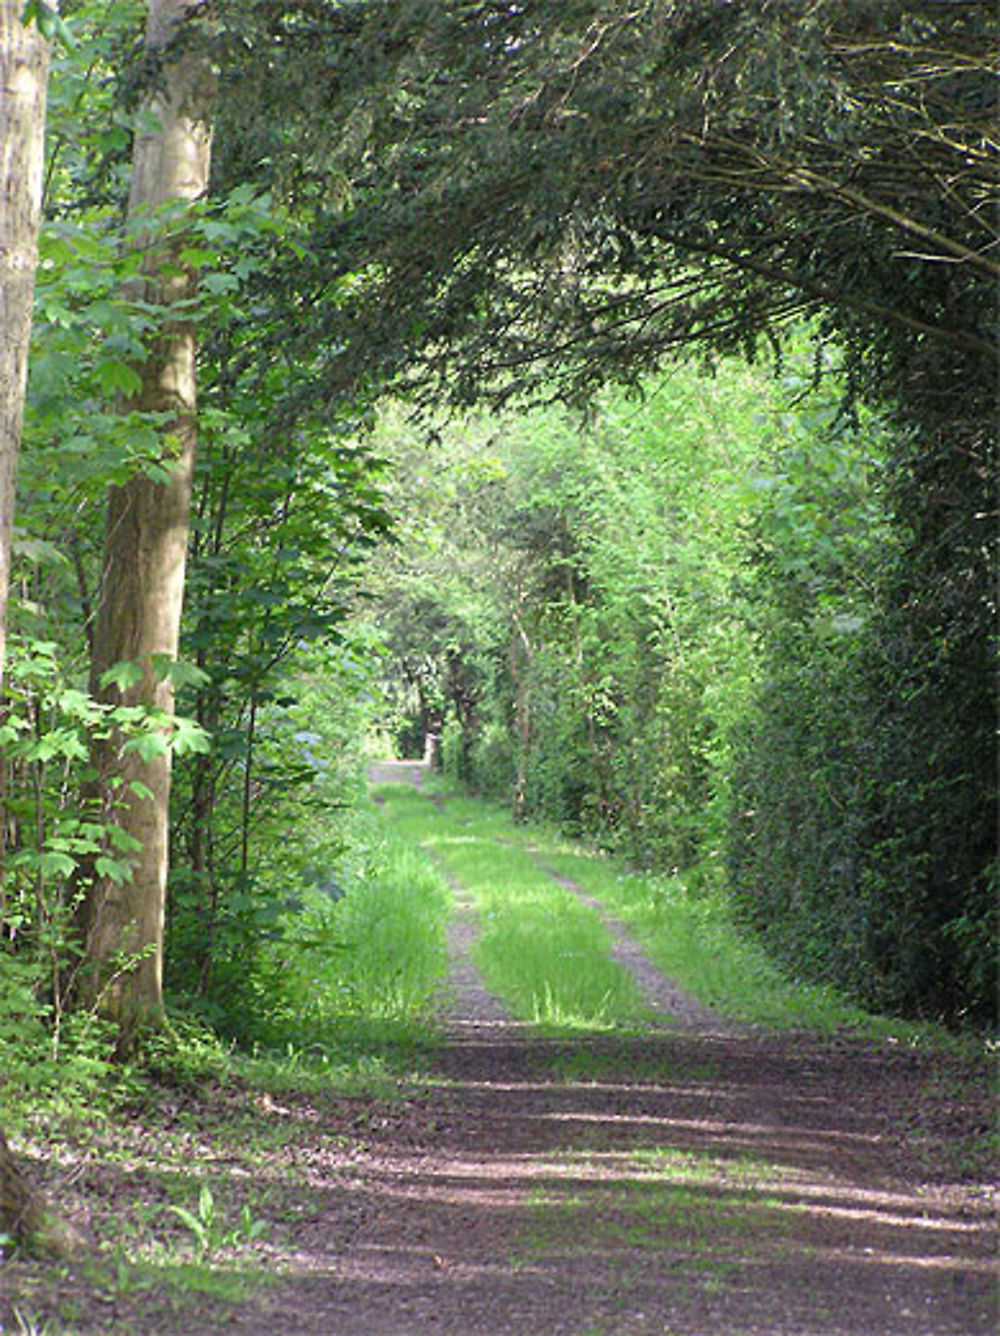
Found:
[0,0,50,683]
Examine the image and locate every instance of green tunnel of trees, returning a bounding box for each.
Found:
[0,0,995,1145]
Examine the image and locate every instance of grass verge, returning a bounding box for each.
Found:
[259,822,452,1049]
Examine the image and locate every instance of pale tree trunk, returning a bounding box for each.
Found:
[0,1,78,1257]
[78,0,213,1048]
[0,0,50,681]
[510,583,534,823]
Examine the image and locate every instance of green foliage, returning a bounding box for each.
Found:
[3,0,992,1111]
[232,801,452,1054]
[214,1,995,413]
[8,0,395,1058]
[213,0,996,1024]
[284,839,448,1017]
[167,1184,267,1260]
[165,645,378,1035]
[0,954,117,1130]
[0,635,212,1125]
[726,373,996,1022]
[363,346,995,1026]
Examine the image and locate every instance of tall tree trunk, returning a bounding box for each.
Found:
[0,0,73,1255]
[77,0,213,1048]
[0,0,50,680]
[510,584,533,823]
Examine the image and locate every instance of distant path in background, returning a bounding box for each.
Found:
[367,758,430,787]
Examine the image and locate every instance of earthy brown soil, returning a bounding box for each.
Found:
[2,788,996,1335]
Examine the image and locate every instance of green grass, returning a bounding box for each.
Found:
[260,817,452,1050]
[523,845,943,1038]
[376,782,968,1043]
[474,880,646,1029]
[374,785,647,1030]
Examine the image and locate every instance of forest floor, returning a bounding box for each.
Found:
[1,777,996,1335]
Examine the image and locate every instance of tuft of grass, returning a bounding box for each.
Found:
[259,821,452,1053]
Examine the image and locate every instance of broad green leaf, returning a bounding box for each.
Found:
[100,660,145,692]
[95,856,133,885]
[38,851,76,878]
[150,654,211,689]
[95,358,143,398]
[123,732,170,762]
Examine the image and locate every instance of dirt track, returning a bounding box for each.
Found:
[241,776,996,1335]
[2,777,995,1336]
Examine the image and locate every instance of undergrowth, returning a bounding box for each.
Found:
[1,795,453,1145]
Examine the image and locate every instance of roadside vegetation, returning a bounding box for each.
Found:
[4,778,995,1333]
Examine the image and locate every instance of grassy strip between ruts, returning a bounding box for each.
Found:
[376,783,950,1041]
[371,784,648,1030]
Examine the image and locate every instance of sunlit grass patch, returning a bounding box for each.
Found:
[483,816,943,1039]
[375,788,646,1030]
[370,784,971,1048]
[623,1145,777,1188]
[530,847,926,1034]
[474,886,646,1030]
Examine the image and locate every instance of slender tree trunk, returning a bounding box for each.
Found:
[0,0,50,681]
[0,1,75,1256]
[77,0,213,1047]
[510,584,533,823]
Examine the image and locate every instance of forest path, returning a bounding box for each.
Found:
[248,777,995,1336]
[3,781,994,1336]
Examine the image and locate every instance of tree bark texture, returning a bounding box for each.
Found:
[79,0,213,1044]
[0,0,50,687]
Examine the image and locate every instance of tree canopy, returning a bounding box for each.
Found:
[209,0,997,417]
[0,0,994,1121]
